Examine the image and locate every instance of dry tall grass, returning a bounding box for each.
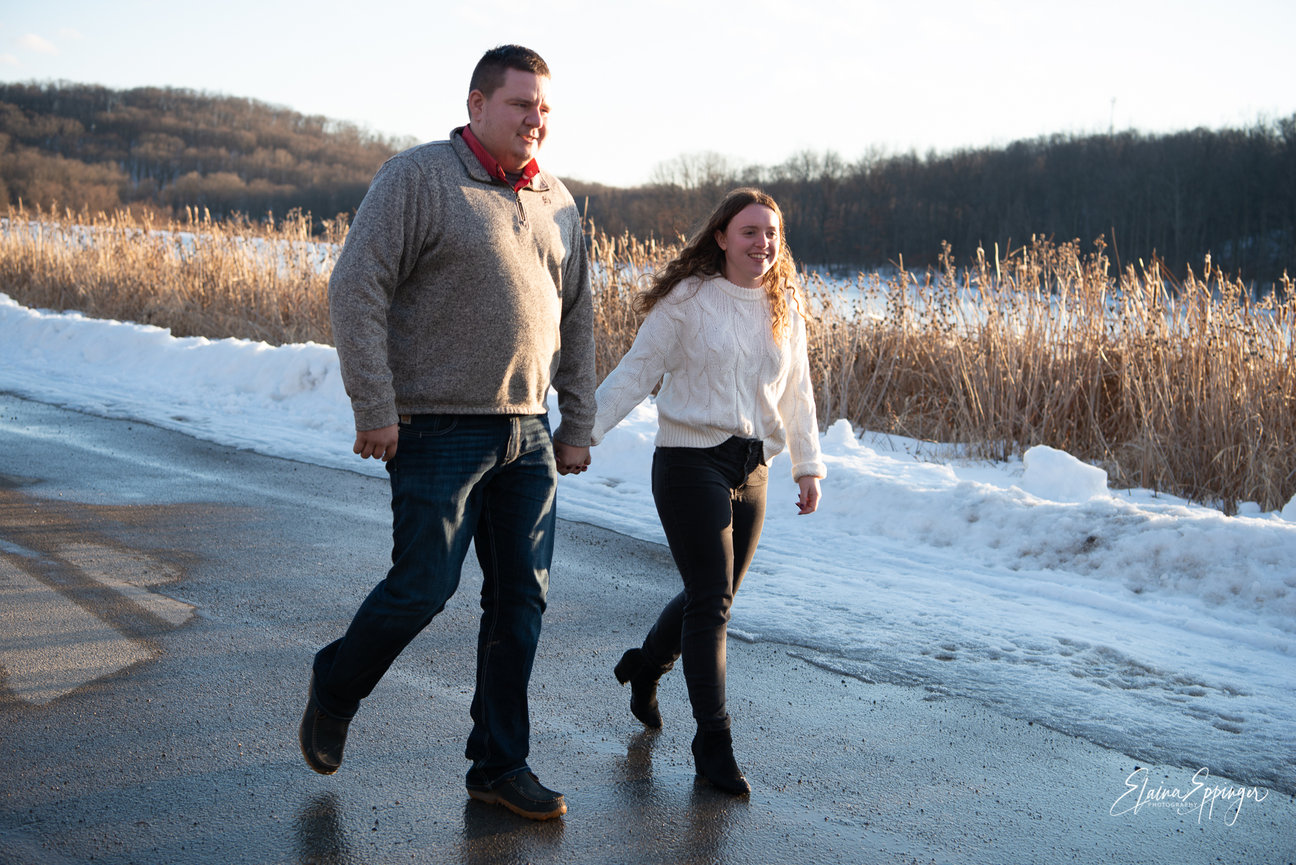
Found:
[0,204,343,344]
[2,205,1292,513]
[801,238,1296,513]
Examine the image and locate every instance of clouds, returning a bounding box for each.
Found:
[19,34,59,55]
[1,27,80,68]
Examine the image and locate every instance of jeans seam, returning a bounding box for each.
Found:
[476,491,501,769]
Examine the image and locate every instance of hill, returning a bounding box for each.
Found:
[0,81,411,222]
[2,81,1292,283]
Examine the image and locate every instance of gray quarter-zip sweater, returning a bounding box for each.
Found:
[328,129,596,446]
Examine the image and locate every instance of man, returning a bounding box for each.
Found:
[299,44,594,821]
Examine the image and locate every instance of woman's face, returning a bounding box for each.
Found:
[715,203,780,288]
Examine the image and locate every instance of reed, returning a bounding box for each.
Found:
[801,238,1296,513]
[2,205,1292,513]
[0,203,339,344]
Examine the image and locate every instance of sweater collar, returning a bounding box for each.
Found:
[710,274,771,301]
[457,125,541,192]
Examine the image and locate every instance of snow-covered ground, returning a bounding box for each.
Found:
[2,292,1293,796]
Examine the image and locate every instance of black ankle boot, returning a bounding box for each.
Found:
[692,726,750,795]
[613,648,664,728]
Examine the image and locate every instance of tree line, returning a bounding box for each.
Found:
[2,81,1291,285]
[568,117,1296,286]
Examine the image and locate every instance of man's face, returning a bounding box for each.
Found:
[468,69,550,172]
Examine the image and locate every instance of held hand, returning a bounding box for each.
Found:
[554,442,591,476]
[354,424,399,462]
[796,475,821,515]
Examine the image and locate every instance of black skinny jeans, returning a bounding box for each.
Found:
[642,436,768,732]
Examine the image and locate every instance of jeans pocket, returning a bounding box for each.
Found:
[398,415,459,438]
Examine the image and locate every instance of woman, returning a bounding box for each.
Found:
[590,188,826,795]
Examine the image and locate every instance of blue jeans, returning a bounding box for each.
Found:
[312,413,556,784]
[642,437,768,731]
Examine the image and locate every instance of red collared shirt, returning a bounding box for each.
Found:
[460,125,540,192]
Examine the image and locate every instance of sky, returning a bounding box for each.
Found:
[2,1,1295,188]
[2,287,1293,804]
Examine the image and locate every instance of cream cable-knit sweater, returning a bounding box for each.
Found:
[591,275,826,480]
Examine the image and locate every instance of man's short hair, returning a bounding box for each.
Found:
[469,45,551,98]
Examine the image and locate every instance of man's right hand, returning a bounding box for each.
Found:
[354,424,399,461]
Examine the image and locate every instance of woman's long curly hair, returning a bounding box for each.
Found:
[636,187,805,342]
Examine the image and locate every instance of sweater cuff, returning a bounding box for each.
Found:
[353,405,400,432]
[553,419,593,448]
[791,460,827,481]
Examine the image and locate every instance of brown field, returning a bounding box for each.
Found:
[2,204,1293,513]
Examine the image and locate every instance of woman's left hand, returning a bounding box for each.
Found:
[796,476,821,515]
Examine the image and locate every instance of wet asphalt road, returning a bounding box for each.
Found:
[0,392,1293,865]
